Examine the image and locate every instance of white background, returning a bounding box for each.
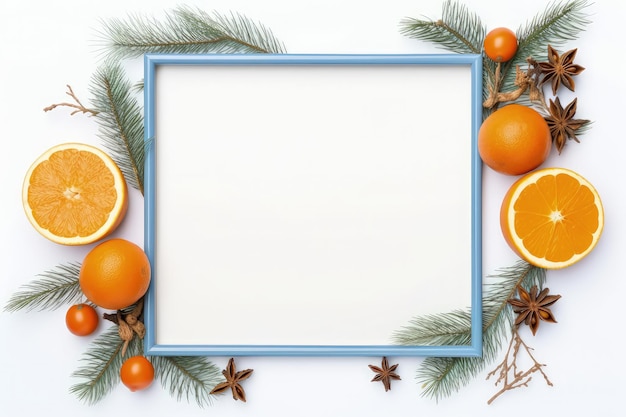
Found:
[0,0,623,416]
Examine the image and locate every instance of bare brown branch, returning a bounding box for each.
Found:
[43,85,99,116]
[486,328,553,405]
[483,59,547,110]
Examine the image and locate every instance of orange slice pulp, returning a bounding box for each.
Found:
[500,167,604,269]
[22,143,128,245]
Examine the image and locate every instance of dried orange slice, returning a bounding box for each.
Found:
[500,167,603,269]
[22,143,128,245]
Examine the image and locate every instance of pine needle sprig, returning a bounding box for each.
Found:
[152,356,224,408]
[494,0,592,98]
[516,0,591,65]
[95,6,286,62]
[4,262,83,312]
[89,62,145,194]
[70,326,142,405]
[393,309,472,347]
[394,260,545,401]
[399,0,486,55]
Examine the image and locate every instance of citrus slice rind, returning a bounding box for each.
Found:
[22,143,128,245]
[500,167,604,269]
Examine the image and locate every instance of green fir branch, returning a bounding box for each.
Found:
[70,326,142,405]
[399,0,486,54]
[152,356,223,408]
[516,0,591,64]
[394,260,545,401]
[89,62,145,194]
[399,0,491,107]
[393,309,472,346]
[95,6,287,61]
[4,262,83,312]
[499,0,592,96]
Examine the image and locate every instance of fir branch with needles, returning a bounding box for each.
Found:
[70,325,142,405]
[399,0,486,55]
[393,261,546,401]
[89,62,145,194]
[399,0,592,110]
[399,0,489,106]
[95,6,287,62]
[497,0,591,100]
[152,356,224,408]
[4,262,83,312]
[70,324,222,406]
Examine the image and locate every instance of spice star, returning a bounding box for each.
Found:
[507,285,561,335]
[369,357,401,392]
[538,45,585,95]
[545,97,590,153]
[210,358,254,402]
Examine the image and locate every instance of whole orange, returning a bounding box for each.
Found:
[483,27,518,62]
[478,104,552,175]
[79,238,151,310]
[120,356,154,392]
[65,303,99,336]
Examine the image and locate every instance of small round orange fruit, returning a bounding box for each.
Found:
[22,143,128,245]
[484,27,518,62]
[478,104,552,176]
[500,167,604,269]
[79,238,151,310]
[120,356,154,392]
[65,303,99,336]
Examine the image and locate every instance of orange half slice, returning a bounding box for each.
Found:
[22,143,128,245]
[500,167,604,269]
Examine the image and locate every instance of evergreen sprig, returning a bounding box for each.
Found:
[393,309,472,346]
[70,326,142,405]
[89,62,145,194]
[69,325,222,406]
[152,356,224,408]
[399,0,592,108]
[516,0,591,66]
[95,6,287,61]
[394,261,546,401]
[399,0,486,55]
[499,0,591,96]
[4,262,83,312]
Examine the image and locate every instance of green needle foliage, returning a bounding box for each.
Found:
[9,6,290,408]
[70,326,222,406]
[394,309,472,347]
[500,0,591,97]
[394,261,546,401]
[399,0,486,55]
[70,326,142,405]
[152,356,224,408]
[95,5,287,61]
[4,262,82,312]
[89,62,145,194]
[399,0,592,108]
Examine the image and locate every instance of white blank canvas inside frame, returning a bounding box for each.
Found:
[144,54,482,357]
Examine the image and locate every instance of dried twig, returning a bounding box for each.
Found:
[43,85,99,116]
[483,58,546,110]
[486,327,553,404]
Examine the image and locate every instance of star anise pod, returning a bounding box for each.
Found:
[538,45,585,95]
[210,358,254,402]
[545,97,590,153]
[369,357,401,392]
[507,285,561,335]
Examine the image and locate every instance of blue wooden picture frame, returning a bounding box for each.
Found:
[143,53,483,357]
